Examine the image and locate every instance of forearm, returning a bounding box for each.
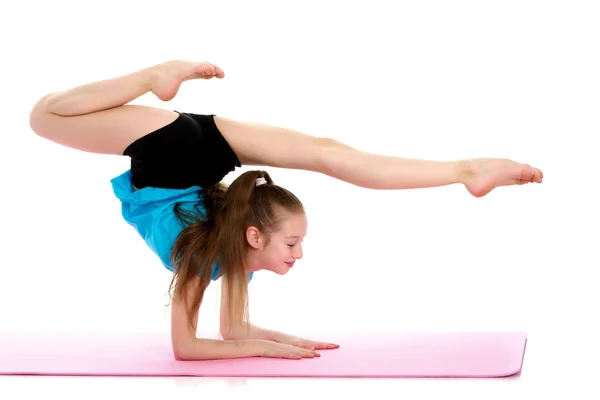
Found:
[173,337,260,360]
[42,66,157,117]
[222,323,286,342]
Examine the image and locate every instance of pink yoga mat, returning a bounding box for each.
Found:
[0,331,526,378]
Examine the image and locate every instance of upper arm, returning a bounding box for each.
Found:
[219,278,231,337]
[219,273,254,339]
[219,278,240,339]
[170,275,201,354]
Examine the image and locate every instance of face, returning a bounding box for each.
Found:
[246,212,307,275]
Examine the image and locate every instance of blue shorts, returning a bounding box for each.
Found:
[110,170,254,281]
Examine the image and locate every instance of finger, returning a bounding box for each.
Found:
[310,349,321,356]
[280,351,302,359]
[289,340,315,350]
[300,349,320,357]
[305,351,320,357]
[312,341,339,349]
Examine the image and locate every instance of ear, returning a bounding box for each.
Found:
[246,226,263,249]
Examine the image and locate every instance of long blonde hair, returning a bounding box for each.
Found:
[168,170,304,335]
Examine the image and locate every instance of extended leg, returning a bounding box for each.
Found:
[214,117,543,197]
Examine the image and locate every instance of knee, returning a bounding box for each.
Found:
[313,137,354,175]
[315,137,341,149]
[30,93,56,118]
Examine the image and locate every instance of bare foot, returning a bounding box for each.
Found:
[150,60,225,101]
[460,158,544,197]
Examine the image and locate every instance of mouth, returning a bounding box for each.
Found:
[285,262,295,268]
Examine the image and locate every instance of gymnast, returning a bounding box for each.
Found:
[28,60,543,360]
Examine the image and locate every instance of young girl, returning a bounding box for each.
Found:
[28,60,543,361]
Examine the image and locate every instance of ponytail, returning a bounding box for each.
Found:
[168,170,302,335]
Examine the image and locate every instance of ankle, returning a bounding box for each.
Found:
[142,64,161,92]
[456,160,476,185]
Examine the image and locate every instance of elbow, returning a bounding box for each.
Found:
[172,343,189,361]
[174,352,191,361]
[171,337,195,361]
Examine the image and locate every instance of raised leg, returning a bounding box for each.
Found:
[29,60,225,155]
[214,116,544,197]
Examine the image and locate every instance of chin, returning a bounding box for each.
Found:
[273,264,293,275]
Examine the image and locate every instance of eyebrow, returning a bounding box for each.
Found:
[285,236,304,239]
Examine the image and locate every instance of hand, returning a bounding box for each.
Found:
[276,333,340,350]
[251,339,321,360]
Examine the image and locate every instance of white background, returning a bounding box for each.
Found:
[1,0,598,398]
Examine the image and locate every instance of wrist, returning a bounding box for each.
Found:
[264,329,288,342]
[249,324,286,342]
[243,339,268,357]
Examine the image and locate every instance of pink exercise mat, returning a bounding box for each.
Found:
[0,331,527,378]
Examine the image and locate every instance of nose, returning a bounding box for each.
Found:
[294,244,303,260]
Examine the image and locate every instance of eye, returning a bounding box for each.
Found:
[287,244,295,247]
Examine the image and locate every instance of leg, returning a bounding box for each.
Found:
[214,117,544,197]
[29,60,224,155]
